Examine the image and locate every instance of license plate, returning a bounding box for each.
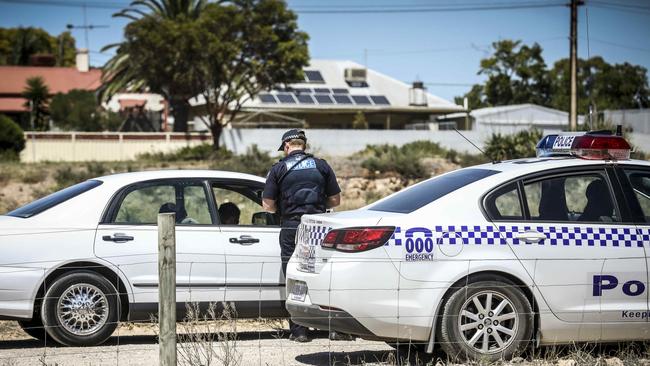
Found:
[290,281,307,302]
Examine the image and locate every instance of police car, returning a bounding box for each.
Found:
[286,132,650,361]
[0,170,286,346]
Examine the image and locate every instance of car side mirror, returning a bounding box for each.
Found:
[252,212,279,226]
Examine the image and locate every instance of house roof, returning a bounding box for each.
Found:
[0,98,28,112]
[190,59,464,114]
[0,66,102,95]
[442,104,584,126]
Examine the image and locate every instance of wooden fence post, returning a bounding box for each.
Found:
[158,213,176,366]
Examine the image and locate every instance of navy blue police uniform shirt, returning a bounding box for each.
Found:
[263,150,341,220]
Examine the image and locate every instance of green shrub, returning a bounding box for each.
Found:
[0,114,25,160]
[54,162,108,188]
[138,143,231,161]
[483,129,543,161]
[359,140,485,179]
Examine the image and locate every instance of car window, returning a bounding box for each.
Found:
[485,183,523,220]
[114,182,211,225]
[369,168,500,214]
[624,170,650,222]
[523,172,618,222]
[213,184,277,226]
[7,180,102,218]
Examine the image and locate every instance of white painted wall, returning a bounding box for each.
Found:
[19,129,650,163]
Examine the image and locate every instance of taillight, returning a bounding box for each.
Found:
[321,227,395,252]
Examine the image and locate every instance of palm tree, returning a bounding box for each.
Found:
[22,76,50,131]
[99,0,208,132]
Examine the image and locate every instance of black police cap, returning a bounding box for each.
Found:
[278,129,307,151]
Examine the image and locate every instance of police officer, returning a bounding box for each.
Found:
[262,129,341,342]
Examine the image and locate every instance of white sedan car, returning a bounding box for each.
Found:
[286,132,650,361]
[0,170,285,346]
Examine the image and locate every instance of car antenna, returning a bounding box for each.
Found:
[453,128,500,164]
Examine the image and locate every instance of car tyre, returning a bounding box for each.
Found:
[18,317,48,342]
[439,280,533,362]
[41,271,120,346]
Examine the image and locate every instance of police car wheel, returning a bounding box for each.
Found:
[439,280,533,362]
[41,271,120,347]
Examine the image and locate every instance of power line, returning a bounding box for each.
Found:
[292,2,567,14]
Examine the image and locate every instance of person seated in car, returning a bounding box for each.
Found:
[219,202,241,225]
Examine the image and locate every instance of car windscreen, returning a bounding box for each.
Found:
[368,168,500,214]
[6,180,103,218]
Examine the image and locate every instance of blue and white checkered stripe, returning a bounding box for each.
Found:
[387,226,650,247]
[296,224,331,272]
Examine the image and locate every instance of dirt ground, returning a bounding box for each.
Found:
[0,320,402,366]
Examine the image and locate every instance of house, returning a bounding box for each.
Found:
[188,59,465,130]
[0,50,101,127]
[438,104,585,134]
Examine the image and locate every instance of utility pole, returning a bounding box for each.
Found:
[569,0,584,131]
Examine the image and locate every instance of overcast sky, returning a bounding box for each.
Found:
[1,0,649,103]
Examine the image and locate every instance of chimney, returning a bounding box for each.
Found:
[409,81,428,106]
[75,49,89,72]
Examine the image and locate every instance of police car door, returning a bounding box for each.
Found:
[487,167,647,340]
[617,166,650,331]
[210,181,285,317]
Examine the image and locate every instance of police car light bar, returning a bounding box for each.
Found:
[536,132,631,160]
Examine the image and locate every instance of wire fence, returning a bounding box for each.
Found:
[0,251,647,366]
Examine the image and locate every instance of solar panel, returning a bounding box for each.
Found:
[331,88,349,94]
[313,87,330,94]
[370,95,390,105]
[351,95,372,105]
[296,94,315,104]
[333,94,353,104]
[293,88,312,94]
[304,70,325,83]
[314,94,334,104]
[276,93,297,104]
[259,94,277,104]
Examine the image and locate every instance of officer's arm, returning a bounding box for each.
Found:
[326,193,341,208]
[263,198,277,213]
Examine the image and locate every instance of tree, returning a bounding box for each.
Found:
[50,89,122,131]
[0,114,25,161]
[549,56,649,114]
[457,40,550,109]
[102,0,309,147]
[195,0,309,149]
[457,39,650,115]
[99,0,208,133]
[22,76,50,131]
[0,27,76,66]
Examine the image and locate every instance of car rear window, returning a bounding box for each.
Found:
[368,168,500,214]
[6,180,103,218]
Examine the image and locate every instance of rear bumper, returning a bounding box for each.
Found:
[286,302,378,339]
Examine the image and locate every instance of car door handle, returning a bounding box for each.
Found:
[102,233,134,243]
[229,235,260,245]
[514,231,546,244]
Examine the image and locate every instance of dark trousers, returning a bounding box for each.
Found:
[280,220,308,336]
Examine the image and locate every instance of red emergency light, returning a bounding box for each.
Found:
[536,131,632,160]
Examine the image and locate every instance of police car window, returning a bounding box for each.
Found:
[624,170,650,221]
[369,168,500,214]
[523,173,618,223]
[485,183,523,220]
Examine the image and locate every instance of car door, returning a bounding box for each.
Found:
[94,179,226,311]
[210,180,284,317]
[617,166,650,334]
[486,167,647,341]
